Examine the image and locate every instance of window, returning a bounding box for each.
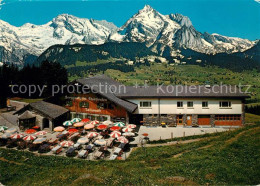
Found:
[79,101,89,108]
[177,101,183,108]
[187,101,193,108]
[219,101,232,108]
[97,102,114,110]
[202,101,208,108]
[65,100,73,107]
[161,114,167,117]
[215,115,240,121]
[140,101,152,108]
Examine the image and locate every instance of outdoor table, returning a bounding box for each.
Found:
[94,151,103,159]
[52,145,62,154]
[113,147,122,155]
[109,154,118,160]
[78,150,88,158]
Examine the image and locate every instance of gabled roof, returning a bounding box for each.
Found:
[76,74,138,113]
[30,101,69,119]
[18,110,36,120]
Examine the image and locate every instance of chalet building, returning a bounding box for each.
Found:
[65,75,249,127]
[15,101,69,130]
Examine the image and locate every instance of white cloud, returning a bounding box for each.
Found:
[255,0,260,3]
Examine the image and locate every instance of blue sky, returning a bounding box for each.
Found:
[0,0,259,40]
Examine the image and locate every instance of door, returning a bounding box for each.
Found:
[177,115,183,125]
[198,115,210,125]
[186,115,192,126]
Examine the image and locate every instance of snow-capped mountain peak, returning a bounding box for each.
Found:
[0,14,118,64]
[110,5,255,55]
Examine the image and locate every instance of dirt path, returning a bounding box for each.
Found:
[0,157,23,165]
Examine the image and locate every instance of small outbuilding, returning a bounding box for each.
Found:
[15,101,69,130]
[18,110,36,130]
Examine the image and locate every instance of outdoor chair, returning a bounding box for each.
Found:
[17,140,26,150]
[6,139,17,148]
[38,143,52,153]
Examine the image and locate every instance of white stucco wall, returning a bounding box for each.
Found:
[127,98,243,115]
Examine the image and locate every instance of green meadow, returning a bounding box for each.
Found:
[1,121,259,185]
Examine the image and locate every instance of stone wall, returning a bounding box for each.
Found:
[210,114,215,127]
[192,114,198,126]
[143,114,178,127]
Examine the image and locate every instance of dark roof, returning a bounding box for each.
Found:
[30,101,69,119]
[116,85,250,99]
[18,110,36,120]
[76,74,137,113]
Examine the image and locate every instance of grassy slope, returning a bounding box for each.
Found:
[1,123,259,185]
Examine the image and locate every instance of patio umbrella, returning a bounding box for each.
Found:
[74,122,85,127]
[127,124,137,129]
[114,122,125,127]
[90,120,99,125]
[81,118,90,123]
[97,124,108,130]
[54,126,65,132]
[71,118,81,123]
[77,137,89,145]
[32,126,40,130]
[103,120,113,125]
[94,139,107,146]
[110,131,121,138]
[25,129,37,134]
[11,133,25,139]
[122,127,133,133]
[33,137,47,144]
[5,127,17,134]
[0,126,8,132]
[63,121,73,127]
[110,126,121,131]
[35,131,48,136]
[87,132,99,138]
[117,136,129,144]
[84,124,95,130]
[60,140,74,147]
[23,135,37,141]
[62,130,69,135]
[122,132,135,137]
[68,128,78,134]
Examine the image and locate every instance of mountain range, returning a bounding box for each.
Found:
[0,5,258,66]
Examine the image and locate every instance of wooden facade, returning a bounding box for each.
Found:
[65,93,127,121]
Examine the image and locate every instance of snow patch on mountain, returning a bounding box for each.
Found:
[0,14,118,63]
